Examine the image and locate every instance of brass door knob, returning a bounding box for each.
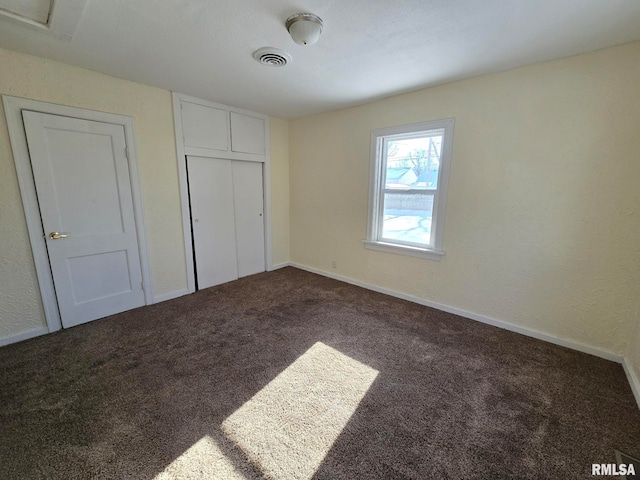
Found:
[49,232,69,240]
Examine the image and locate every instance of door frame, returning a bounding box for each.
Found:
[172,92,273,293]
[2,95,154,333]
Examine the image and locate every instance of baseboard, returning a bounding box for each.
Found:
[154,266,292,300]
[622,358,640,410]
[0,326,49,347]
[290,263,623,364]
[153,289,190,304]
[269,262,291,271]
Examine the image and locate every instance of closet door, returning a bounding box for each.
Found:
[232,161,266,277]
[187,156,238,288]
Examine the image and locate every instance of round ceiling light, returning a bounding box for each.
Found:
[252,47,292,67]
[286,13,323,46]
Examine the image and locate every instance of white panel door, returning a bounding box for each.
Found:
[22,111,145,329]
[230,112,265,155]
[232,161,266,277]
[187,156,239,288]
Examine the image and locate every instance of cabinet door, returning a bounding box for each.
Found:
[182,102,228,152]
[187,156,238,288]
[230,112,265,155]
[232,161,266,277]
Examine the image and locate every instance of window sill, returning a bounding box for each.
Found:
[362,240,445,261]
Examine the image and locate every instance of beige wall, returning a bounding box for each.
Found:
[0,47,291,340]
[269,117,290,266]
[289,41,640,358]
[0,47,188,338]
[1,41,637,389]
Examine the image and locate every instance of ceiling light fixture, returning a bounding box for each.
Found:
[286,13,323,46]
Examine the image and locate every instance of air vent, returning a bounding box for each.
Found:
[253,47,292,67]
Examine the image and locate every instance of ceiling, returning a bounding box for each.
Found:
[1,0,640,118]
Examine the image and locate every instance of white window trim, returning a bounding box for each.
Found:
[365,118,455,261]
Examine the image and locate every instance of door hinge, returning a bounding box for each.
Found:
[124,147,130,160]
[140,281,144,291]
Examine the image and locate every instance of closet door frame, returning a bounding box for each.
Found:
[172,92,272,293]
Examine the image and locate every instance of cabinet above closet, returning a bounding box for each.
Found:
[174,93,267,161]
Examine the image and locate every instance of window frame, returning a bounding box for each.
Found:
[364,118,455,261]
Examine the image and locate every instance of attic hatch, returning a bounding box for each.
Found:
[0,0,88,40]
[0,0,52,25]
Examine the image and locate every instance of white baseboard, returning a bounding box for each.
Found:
[269,262,291,271]
[153,289,189,304]
[622,358,640,411]
[0,326,49,347]
[290,263,623,364]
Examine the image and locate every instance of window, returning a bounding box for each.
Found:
[365,118,454,260]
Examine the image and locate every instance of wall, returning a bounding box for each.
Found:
[0,47,291,341]
[0,47,188,339]
[289,41,640,358]
[269,117,290,267]
[1,41,636,365]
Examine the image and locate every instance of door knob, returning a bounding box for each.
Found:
[49,232,69,240]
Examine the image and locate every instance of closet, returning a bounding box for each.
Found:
[173,93,269,291]
[187,157,265,288]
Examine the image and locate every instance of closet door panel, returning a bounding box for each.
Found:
[187,156,238,288]
[232,161,266,277]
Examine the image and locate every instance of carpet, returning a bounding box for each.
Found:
[1,267,639,479]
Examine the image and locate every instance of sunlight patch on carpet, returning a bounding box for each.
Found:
[153,435,247,480]
[221,341,379,479]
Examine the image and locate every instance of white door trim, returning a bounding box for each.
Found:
[2,95,154,333]
[172,93,196,293]
[172,92,273,293]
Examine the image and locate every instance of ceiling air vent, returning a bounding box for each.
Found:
[253,47,292,67]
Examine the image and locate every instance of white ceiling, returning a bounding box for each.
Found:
[1,0,640,118]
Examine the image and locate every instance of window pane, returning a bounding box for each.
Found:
[369,119,453,256]
[381,192,434,246]
[386,134,443,191]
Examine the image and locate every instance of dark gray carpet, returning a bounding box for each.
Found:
[1,267,639,479]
